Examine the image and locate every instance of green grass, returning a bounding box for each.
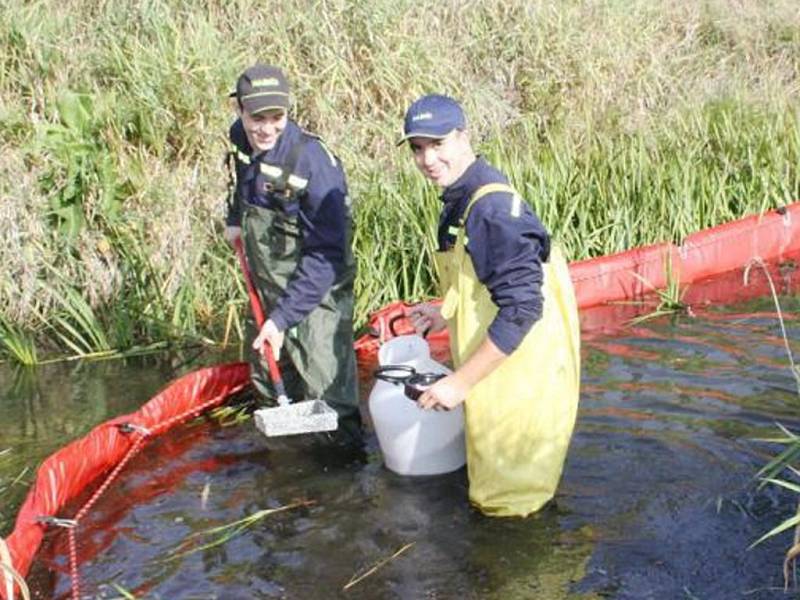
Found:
[1,0,799,362]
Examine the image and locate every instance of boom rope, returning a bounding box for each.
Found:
[50,383,247,600]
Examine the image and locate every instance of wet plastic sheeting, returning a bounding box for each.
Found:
[8,299,800,599]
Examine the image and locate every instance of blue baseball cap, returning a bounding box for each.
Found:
[397,94,466,145]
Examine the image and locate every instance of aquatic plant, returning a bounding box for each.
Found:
[206,394,256,427]
[164,499,315,561]
[110,583,137,599]
[749,424,800,589]
[343,542,415,591]
[745,259,800,589]
[627,254,692,325]
[744,259,800,395]
[42,281,112,357]
[0,317,37,366]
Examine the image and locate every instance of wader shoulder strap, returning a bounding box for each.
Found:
[225,120,252,211]
[258,134,311,194]
[225,121,251,217]
[460,183,517,226]
[224,149,237,213]
[284,135,308,180]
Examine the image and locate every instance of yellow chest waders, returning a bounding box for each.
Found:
[434,183,581,517]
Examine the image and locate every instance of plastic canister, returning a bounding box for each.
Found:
[368,335,466,475]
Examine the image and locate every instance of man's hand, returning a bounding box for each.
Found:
[417,373,469,411]
[406,302,446,336]
[253,319,284,360]
[224,226,242,245]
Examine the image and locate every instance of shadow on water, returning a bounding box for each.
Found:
[3,296,800,599]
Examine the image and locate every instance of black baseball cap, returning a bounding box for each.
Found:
[231,64,290,115]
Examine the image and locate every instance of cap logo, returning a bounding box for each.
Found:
[411,112,433,122]
[251,77,280,88]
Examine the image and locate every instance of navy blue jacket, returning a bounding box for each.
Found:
[226,119,350,331]
[439,157,550,354]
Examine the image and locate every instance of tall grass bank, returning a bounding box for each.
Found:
[1,0,799,360]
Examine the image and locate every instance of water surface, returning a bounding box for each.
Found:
[2,298,799,599]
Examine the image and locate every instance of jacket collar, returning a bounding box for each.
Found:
[441,156,487,205]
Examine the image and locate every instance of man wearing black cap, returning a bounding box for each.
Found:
[224,64,362,447]
[400,94,581,517]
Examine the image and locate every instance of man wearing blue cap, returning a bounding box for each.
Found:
[224,64,362,447]
[400,94,581,517]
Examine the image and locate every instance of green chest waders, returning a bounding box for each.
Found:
[241,153,361,443]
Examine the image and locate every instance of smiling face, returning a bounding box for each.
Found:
[240,108,288,152]
[408,129,475,188]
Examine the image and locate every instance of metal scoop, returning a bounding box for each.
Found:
[234,239,338,436]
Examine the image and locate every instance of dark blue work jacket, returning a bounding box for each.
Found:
[439,157,550,354]
[226,119,351,331]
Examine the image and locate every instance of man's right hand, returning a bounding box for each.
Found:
[224,226,242,245]
[406,302,446,336]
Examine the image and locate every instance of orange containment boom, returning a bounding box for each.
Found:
[569,203,800,308]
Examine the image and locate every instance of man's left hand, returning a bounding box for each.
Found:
[253,319,284,361]
[417,374,469,411]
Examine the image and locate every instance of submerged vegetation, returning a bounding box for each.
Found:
[745,259,800,588]
[1,0,799,362]
[164,500,315,561]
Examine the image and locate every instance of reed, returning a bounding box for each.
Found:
[0,317,37,366]
[110,584,138,600]
[744,260,800,587]
[164,499,315,561]
[627,256,692,325]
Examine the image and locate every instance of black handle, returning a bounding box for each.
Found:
[373,365,416,385]
[387,312,430,338]
[387,313,408,338]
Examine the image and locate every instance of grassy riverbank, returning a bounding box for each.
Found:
[1,0,799,361]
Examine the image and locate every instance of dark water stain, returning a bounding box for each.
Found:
[3,298,800,600]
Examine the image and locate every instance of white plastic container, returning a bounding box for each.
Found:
[368,335,466,475]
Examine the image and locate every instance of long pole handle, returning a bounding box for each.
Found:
[233,237,289,404]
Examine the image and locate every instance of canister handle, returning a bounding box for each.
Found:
[373,365,416,385]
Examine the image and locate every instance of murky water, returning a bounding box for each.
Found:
[3,297,800,600]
